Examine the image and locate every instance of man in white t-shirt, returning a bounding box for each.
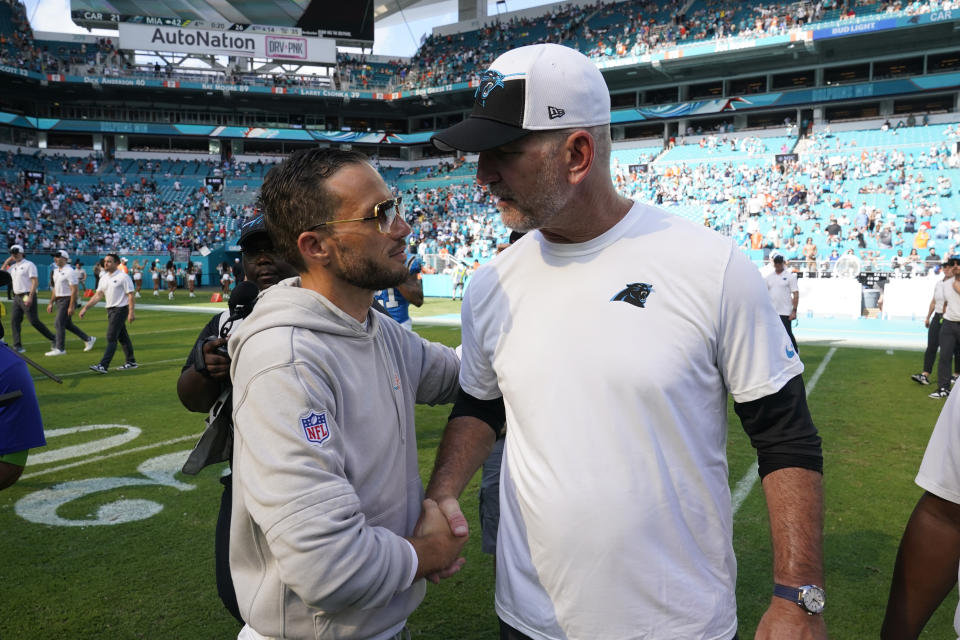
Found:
[45,249,95,356]
[79,253,137,373]
[881,388,960,638]
[1,244,56,354]
[426,44,826,640]
[932,258,960,399]
[765,253,800,354]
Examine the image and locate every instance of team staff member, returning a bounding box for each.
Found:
[79,253,137,374]
[912,258,960,387]
[176,214,298,625]
[0,343,45,491]
[229,149,468,640]
[882,385,960,637]
[931,260,960,399]
[45,249,96,357]
[374,250,423,330]
[765,253,800,354]
[427,44,825,639]
[2,244,56,354]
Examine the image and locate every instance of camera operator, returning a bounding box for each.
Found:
[176,215,297,624]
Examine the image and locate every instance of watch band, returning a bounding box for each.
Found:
[773,583,800,604]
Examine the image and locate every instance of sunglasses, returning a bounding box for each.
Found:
[306,197,403,235]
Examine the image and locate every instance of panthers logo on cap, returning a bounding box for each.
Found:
[474,70,506,107]
[611,282,654,308]
[242,214,264,230]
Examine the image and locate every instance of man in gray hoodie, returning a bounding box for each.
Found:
[228,148,466,640]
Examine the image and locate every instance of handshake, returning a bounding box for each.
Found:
[407,496,469,583]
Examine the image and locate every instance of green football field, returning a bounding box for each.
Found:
[0,295,956,639]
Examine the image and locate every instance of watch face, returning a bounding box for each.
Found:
[800,586,826,614]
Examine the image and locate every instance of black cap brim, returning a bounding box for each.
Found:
[239,230,268,249]
[431,117,528,153]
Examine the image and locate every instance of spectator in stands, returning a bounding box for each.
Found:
[905,212,918,233]
[878,223,895,249]
[928,248,943,269]
[906,248,922,271]
[915,226,931,250]
[803,236,819,272]
[825,216,842,241]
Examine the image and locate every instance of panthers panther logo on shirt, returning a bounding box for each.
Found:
[611,282,654,308]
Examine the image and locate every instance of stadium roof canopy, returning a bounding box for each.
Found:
[373,0,448,22]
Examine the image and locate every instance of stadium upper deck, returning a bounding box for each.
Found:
[3,119,958,278]
[1,0,957,98]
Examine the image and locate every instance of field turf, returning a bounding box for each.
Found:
[0,296,956,639]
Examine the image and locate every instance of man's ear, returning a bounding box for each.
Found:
[564,130,596,186]
[297,231,333,268]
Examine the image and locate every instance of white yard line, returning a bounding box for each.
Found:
[21,434,202,480]
[31,357,186,381]
[731,347,837,514]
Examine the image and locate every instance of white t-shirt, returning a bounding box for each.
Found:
[915,388,960,638]
[9,258,38,295]
[764,268,799,316]
[97,269,135,308]
[460,202,803,639]
[944,277,960,322]
[51,264,80,298]
[935,279,948,315]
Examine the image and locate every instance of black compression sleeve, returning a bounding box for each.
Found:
[448,389,505,437]
[733,374,823,479]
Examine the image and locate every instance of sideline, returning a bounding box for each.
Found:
[22,433,202,480]
[730,347,836,514]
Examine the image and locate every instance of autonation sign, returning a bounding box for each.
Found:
[119,23,335,63]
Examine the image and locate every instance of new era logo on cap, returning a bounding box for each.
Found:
[432,44,610,152]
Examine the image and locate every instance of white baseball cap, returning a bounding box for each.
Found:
[431,43,610,152]
[9,244,23,254]
[51,249,69,260]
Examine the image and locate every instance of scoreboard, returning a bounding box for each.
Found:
[71,0,374,42]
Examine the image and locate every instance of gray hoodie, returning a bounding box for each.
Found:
[228,277,459,639]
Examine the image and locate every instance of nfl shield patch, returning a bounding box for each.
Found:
[300,411,331,445]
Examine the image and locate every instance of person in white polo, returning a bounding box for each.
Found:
[765,253,800,354]
[1,244,56,354]
[79,253,137,373]
[45,249,96,356]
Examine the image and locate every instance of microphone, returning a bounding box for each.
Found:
[220,280,259,338]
